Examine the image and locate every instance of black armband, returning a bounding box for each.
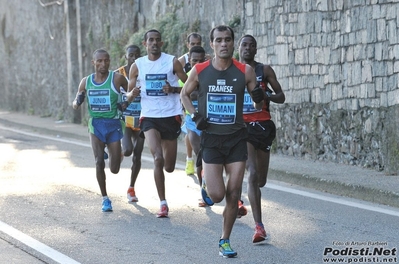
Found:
[76,91,85,106]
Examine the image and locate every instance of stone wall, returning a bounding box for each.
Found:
[0,0,398,173]
[241,0,399,174]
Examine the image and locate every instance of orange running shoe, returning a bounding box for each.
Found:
[237,200,247,218]
[198,198,208,207]
[252,223,268,243]
[127,187,138,202]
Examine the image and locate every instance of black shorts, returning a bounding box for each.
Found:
[201,128,248,164]
[140,116,182,140]
[246,120,276,152]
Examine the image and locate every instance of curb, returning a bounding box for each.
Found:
[269,168,399,208]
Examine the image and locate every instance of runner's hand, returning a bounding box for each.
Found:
[117,101,130,111]
[251,85,264,103]
[192,113,208,130]
[163,80,172,94]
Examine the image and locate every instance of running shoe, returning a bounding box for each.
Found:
[185,159,195,175]
[237,200,247,218]
[219,239,237,258]
[252,223,268,243]
[127,187,138,202]
[198,198,208,207]
[201,179,214,206]
[102,198,112,212]
[156,204,169,218]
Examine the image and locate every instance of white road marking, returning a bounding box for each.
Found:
[0,125,158,163]
[0,221,81,264]
[266,183,399,217]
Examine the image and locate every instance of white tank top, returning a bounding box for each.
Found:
[135,53,182,118]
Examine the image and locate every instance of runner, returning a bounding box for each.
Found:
[115,45,144,203]
[181,25,264,258]
[239,34,286,242]
[72,48,130,212]
[127,29,187,218]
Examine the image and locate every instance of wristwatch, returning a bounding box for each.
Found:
[191,112,197,121]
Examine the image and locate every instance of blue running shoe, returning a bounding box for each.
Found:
[201,180,214,206]
[219,239,237,258]
[102,198,112,212]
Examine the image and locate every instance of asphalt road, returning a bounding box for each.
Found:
[0,127,398,264]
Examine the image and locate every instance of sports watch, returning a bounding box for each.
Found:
[191,112,197,121]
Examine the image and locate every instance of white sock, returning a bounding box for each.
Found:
[103,196,109,201]
[160,200,167,206]
[186,157,193,161]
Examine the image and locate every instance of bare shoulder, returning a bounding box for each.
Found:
[178,54,186,62]
[245,64,256,74]
[262,64,277,77]
[129,63,139,77]
[113,72,128,85]
[173,57,185,71]
[113,72,125,80]
[79,76,88,86]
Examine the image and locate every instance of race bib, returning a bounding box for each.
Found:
[145,74,167,96]
[88,89,111,112]
[122,94,141,128]
[124,116,140,129]
[207,93,236,124]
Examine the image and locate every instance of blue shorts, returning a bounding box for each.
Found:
[184,114,202,137]
[88,118,124,144]
[181,122,188,134]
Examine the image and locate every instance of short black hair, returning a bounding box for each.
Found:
[209,25,234,42]
[92,48,108,59]
[189,46,205,56]
[238,34,257,48]
[186,32,202,43]
[144,29,161,41]
[126,44,140,52]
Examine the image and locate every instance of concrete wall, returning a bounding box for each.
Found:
[0,0,398,173]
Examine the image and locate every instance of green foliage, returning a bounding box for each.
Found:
[86,25,94,47]
[228,15,241,28]
[101,23,131,69]
[127,12,188,56]
[127,30,146,55]
[233,51,239,60]
[190,19,201,33]
[108,30,131,68]
[85,22,130,69]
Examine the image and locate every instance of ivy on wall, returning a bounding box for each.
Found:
[99,12,242,67]
[126,13,188,59]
